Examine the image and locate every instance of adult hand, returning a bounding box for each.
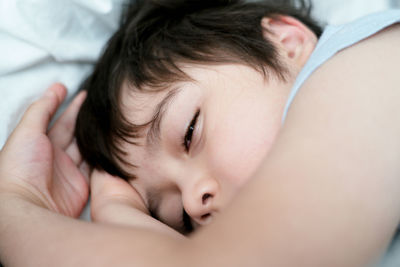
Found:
[0,83,89,217]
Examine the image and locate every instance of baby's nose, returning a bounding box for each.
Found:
[196,193,214,225]
[182,178,219,226]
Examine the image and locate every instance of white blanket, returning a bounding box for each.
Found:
[0,0,124,148]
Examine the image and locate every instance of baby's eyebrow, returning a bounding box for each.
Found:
[146,88,181,148]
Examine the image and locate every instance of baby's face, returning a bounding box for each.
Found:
[120,63,295,234]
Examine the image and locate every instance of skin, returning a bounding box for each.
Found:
[119,15,318,233]
[122,64,293,231]
[1,16,400,267]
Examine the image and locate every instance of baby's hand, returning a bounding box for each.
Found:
[90,170,185,238]
[90,169,148,217]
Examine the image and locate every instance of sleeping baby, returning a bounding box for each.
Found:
[75,0,400,236]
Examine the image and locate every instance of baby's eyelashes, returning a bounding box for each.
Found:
[182,109,200,152]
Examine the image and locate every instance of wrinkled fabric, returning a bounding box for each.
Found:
[0,0,124,148]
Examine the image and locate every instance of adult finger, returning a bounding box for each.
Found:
[17,83,67,134]
[65,139,82,166]
[48,90,87,149]
[79,162,90,184]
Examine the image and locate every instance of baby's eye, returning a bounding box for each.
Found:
[182,110,200,152]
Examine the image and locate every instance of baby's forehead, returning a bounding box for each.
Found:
[118,80,186,159]
[118,66,197,126]
[119,63,264,126]
[120,81,174,126]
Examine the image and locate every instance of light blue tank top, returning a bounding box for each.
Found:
[282,9,400,123]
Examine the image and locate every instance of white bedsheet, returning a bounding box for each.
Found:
[0,0,124,148]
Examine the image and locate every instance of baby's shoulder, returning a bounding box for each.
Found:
[310,22,400,90]
[285,19,400,149]
[295,21,400,147]
[304,21,400,104]
[283,11,400,122]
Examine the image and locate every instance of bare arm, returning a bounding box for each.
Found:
[189,23,400,267]
[1,25,400,267]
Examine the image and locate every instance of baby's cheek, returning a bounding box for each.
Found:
[207,119,276,188]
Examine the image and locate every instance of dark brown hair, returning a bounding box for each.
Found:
[75,0,322,180]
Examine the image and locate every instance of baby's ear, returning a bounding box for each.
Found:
[261,15,317,67]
